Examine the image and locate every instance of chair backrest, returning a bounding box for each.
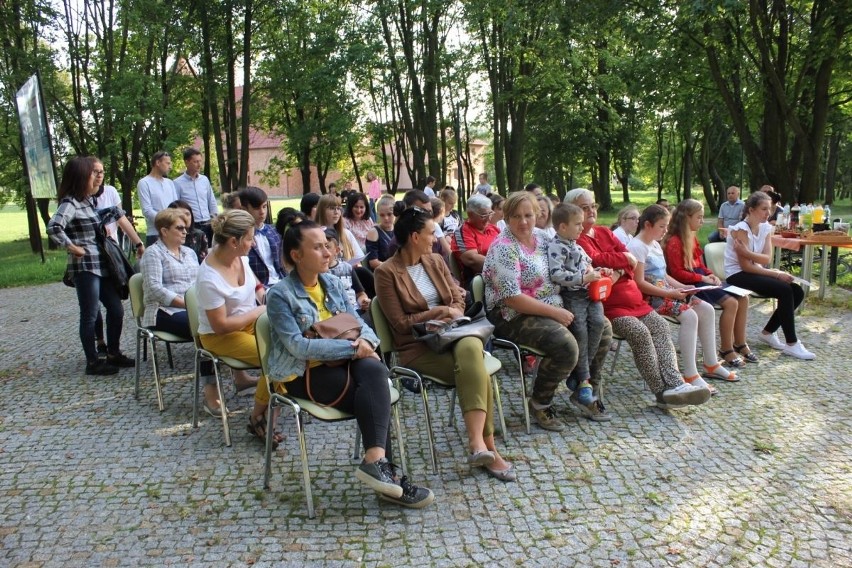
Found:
[370,299,398,358]
[184,285,203,346]
[703,242,727,280]
[129,273,145,320]
[447,251,462,282]
[255,312,272,376]
[471,275,485,305]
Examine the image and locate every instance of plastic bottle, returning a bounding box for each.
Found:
[801,204,813,229]
[823,204,831,227]
[790,203,800,229]
[813,203,824,225]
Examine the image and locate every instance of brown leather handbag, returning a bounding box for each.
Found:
[302,312,362,407]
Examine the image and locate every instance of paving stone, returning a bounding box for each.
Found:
[0,283,850,566]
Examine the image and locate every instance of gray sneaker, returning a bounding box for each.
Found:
[355,458,403,498]
[378,475,435,509]
[528,399,565,432]
[570,392,613,422]
[659,382,711,407]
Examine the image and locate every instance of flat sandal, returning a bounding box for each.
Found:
[734,343,759,363]
[718,349,744,368]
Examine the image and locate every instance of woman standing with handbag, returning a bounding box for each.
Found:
[374,207,515,482]
[48,156,145,375]
[266,221,433,508]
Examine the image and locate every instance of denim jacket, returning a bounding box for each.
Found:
[265,271,379,381]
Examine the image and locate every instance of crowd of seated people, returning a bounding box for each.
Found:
[60,154,817,511]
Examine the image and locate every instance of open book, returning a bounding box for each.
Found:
[721,284,753,297]
[680,285,721,294]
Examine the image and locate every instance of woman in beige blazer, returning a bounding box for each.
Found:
[374,206,515,482]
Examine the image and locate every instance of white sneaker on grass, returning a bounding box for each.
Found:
[782,341,815,360]
[758,331,786,350]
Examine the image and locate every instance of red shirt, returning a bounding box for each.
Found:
[577,226,652,320]
[663,235,708,285]
[450,221,499,287]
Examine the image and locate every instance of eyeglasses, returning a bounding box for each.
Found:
[173,225,188,233]
[580,203,599,212]
[624,216,639,221]
[93,170,105,175]
[473,211,494,220]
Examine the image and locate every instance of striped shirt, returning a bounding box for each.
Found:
[48,197,125,278]
[138,240,200,328]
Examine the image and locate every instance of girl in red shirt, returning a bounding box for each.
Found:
[663,199,754,367]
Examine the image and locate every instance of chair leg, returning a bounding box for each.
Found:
[214,364,231,447]
[263,397,276,490]
[492,374,508,440]
[192,354,201,428]
[134,330,143,401]
[419,377,439,474]
[150,339,165,412]
[166,343,175,369]
[391,402,407,476]
[295,410,315,518]
[609,340,623,375]
[506,343,530,435]
[448,390,457,428]
[352,426,362,460]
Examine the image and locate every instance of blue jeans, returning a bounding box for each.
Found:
[74,271,125,364]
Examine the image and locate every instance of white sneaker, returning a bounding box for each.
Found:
[782,341,815,360]
[660,382,711,407]
[758,331,786,350]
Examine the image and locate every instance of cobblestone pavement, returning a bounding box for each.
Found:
[1,282,850,567]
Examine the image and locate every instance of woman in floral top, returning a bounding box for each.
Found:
[482,192,612,430]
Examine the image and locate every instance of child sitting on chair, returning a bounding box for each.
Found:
[324,228,371,316]
[547,203,609,408]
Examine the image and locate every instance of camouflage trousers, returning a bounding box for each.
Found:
[489,310,612,406]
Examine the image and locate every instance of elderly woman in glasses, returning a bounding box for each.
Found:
[565,188,711,410]
[138,208,222,409]
[449,194,500,289]
[482,192,613,429]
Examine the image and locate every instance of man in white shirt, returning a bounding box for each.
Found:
[174,147,218,245]
[422,176,437,197]
[709,185,745,242]
[473,172,492,196]
[138,151,178,245]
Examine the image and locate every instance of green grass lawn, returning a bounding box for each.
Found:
[2,193,849,289]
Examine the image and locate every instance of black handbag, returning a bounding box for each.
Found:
[95,228,135,300]
[411,301,495,353]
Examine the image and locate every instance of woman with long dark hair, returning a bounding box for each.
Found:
[48,156,145,375]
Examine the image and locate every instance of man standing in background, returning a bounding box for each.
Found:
[474,172,492,196]
[138,151,178,245]
[174,147,218,245]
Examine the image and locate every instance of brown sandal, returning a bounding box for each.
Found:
[247,413,284,449]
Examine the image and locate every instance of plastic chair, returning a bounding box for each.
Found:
[129,273,192,411]
[447,251,463,283]
[370,298,506,473]
[254,312,406,518]
[470,275,540,434]
[703,242,775,308]
[185,286,259,447]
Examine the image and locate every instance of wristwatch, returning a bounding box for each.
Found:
[135,242,144,249]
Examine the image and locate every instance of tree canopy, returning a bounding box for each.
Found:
[1,0,850,216]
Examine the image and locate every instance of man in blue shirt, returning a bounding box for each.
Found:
[708,185,745,243]
[173,147,218,245]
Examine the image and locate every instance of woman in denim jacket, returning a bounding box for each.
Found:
[265,221,434,509]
